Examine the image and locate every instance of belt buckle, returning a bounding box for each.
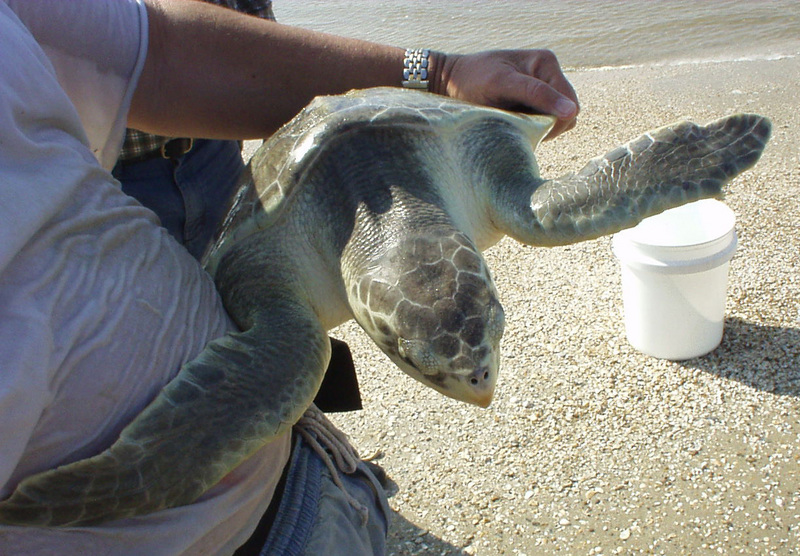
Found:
[160,138,194,159]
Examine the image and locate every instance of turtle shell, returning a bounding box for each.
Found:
[202,87,555,274]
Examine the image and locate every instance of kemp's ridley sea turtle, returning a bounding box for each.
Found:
[0,88,771,526]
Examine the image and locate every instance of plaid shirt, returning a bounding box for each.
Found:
[119,0,275,161]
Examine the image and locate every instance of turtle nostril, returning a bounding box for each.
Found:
[469,369,491,387]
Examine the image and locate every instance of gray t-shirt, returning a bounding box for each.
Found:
[0,1,289,553]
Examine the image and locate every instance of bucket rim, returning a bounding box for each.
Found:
[614,199,736,249]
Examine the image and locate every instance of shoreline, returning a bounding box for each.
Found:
[564,51,799,74]
[326,55,800,555]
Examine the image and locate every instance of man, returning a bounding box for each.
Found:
[0,0,578,553]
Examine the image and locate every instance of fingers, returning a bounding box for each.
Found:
[545,114,578,141]
[507,50,579,139]
[518,74,579,138]
[438,49,580,140]
[523,50,578,111]
[522,51,579,140]
[496,72,578,140]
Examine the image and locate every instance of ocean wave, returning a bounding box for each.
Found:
[569,52,798,73]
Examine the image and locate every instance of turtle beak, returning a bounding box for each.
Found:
[434,366,497,408]
[433,380,494,407]
[462,369,496,408]
[392,338,499,407]
[471,391,494,408]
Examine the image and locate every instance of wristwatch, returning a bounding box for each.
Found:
[402,48,430,90]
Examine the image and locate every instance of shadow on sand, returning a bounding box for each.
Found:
[683,316,799,397]
[371,469,469,556]
[386,510,471,556]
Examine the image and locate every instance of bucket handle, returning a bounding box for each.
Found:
[613,233,738,275]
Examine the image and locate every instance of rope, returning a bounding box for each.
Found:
[294,404,369,525]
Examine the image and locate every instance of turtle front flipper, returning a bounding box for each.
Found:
[0,300,329,527]
[497,113,771,247]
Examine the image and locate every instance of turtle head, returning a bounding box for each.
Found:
[391,297,504,407]
[347,231,504,407]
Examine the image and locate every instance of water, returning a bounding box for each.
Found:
[274,0,800,70]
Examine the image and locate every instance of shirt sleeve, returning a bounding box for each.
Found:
[4,0,148,170]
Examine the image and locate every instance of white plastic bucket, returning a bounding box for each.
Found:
[611,199,737,360]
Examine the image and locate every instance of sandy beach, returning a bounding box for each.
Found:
[321,56,800,555]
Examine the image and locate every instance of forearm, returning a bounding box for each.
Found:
[132,0,578,141]
[131,0,431,139]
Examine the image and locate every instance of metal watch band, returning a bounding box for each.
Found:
[402,48,430,90]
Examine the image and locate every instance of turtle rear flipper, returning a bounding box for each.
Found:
[499,113,771,246]
[0,301,329,527]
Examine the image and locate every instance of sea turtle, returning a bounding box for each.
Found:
[0,87,771,526]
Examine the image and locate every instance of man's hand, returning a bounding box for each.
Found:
[434,50,579,140]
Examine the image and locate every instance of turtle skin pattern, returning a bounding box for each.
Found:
[0,88,771,526]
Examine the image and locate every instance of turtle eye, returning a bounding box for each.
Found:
[397,339,418,370]
[397,338,407,359]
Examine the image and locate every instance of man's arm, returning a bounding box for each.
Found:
[132,0,578,140]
